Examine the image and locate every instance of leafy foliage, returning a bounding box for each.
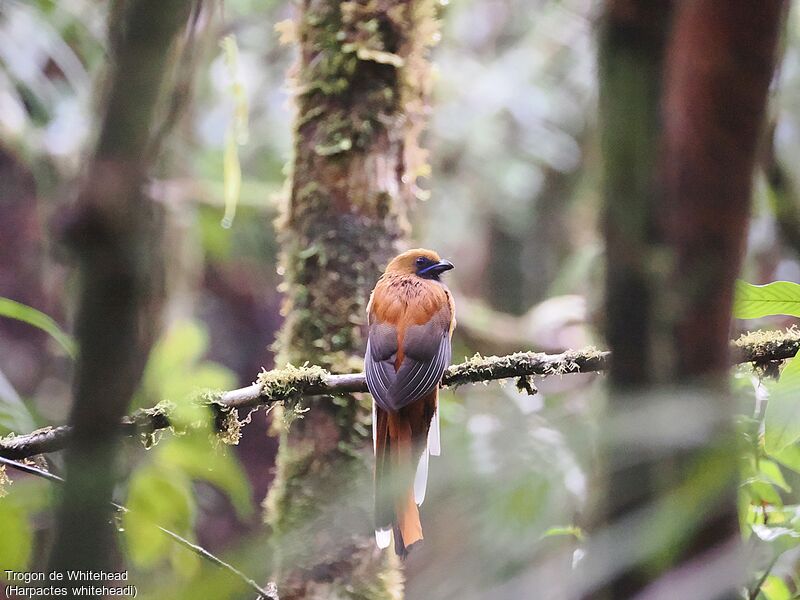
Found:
[736,280,800,596]
[0,320,254,587]
[119,320,253,577]
[0,297,75,358]
[763,356,800,455]
[734,280,800,319]
[0,478,52,574]
[0,373,37,436]
[0,492,34,572]
[123,466,197,572]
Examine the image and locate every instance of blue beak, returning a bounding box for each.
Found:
[418,259,454,277]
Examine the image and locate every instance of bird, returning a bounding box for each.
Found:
[364,248,456,557]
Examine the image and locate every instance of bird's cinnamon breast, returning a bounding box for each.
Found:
[370,274,452,367]
[371,274,451,325]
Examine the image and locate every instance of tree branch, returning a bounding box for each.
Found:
[0,457,278,600]
[2,329,797,461]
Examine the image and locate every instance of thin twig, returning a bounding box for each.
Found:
[0,456,278,600]
[748,553,779,600]
[2,329,799,461]
[0,456,63,484]
[155,527,278,600]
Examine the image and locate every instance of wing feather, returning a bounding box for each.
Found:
[386,335,449,411]
[366,304,452,413]
[365,337,397,413]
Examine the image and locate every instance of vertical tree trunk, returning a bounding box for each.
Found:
[600,0,674,389]
[47,0,194,582]
[265,2,437,598]
[594,1,785,598]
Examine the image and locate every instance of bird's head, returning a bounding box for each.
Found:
[384,248,454,281]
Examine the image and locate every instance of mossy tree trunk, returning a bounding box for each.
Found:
[264,2,438,598]
[592,1,785,597]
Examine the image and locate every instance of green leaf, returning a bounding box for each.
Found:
[123,466,195,569]
[160,436,253,520]
[0,369,36,434]
[170,539,200,579]
[146,320,210,385]
[734,280,800,319]
[541,525,585,541]
[742,478,783,507]
[0,496,33,573]
[739,490,753,537]
[138,320,237,422]
[769,444,800,474]
[141,320,235,409]
[2,478,52,513]
[762,575,792,600]
[168,370,237,431]
[0,297,75,358]
[765,356,800,454]
[759,459,791,492]
[168,363,236,402]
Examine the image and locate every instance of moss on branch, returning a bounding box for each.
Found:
[2,329,799,461]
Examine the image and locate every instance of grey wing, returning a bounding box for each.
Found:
[365,321,399,413]
[390,329,450,411]
[365,314,452,413]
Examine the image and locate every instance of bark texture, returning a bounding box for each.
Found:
[264,2,438,598]
[594,1,786,598]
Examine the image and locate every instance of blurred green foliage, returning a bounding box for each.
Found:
[734,281,800,598]
[0,377,37,436]
[138,320,236,410]
[0,483,36,573]
[121,319,253,580]
[0,297,75,359]
[124,466,197,572]
[0,319,254,591]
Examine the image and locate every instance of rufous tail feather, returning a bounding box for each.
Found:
[373,391,437,557]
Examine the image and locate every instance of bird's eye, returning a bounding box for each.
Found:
[415,256,427,266]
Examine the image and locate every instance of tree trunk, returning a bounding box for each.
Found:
[46,0,194,583]
[592,1,785,598]
[264,2,437,598]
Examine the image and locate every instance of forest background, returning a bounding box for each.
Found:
[1,1,799,599]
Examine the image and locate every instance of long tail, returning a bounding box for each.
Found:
[374,390,438,557]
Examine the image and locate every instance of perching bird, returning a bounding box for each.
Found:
[365,248,456,557]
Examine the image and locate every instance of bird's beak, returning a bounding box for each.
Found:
[419,259,454,277]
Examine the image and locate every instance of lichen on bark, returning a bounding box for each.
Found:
[265,1,439,598]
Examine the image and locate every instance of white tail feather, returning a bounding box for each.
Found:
[428,407,441,456]
[375,528,392,549]
[414,447,429,505]
[372,400,377,455]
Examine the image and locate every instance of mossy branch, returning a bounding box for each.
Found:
[2,329,798,461]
